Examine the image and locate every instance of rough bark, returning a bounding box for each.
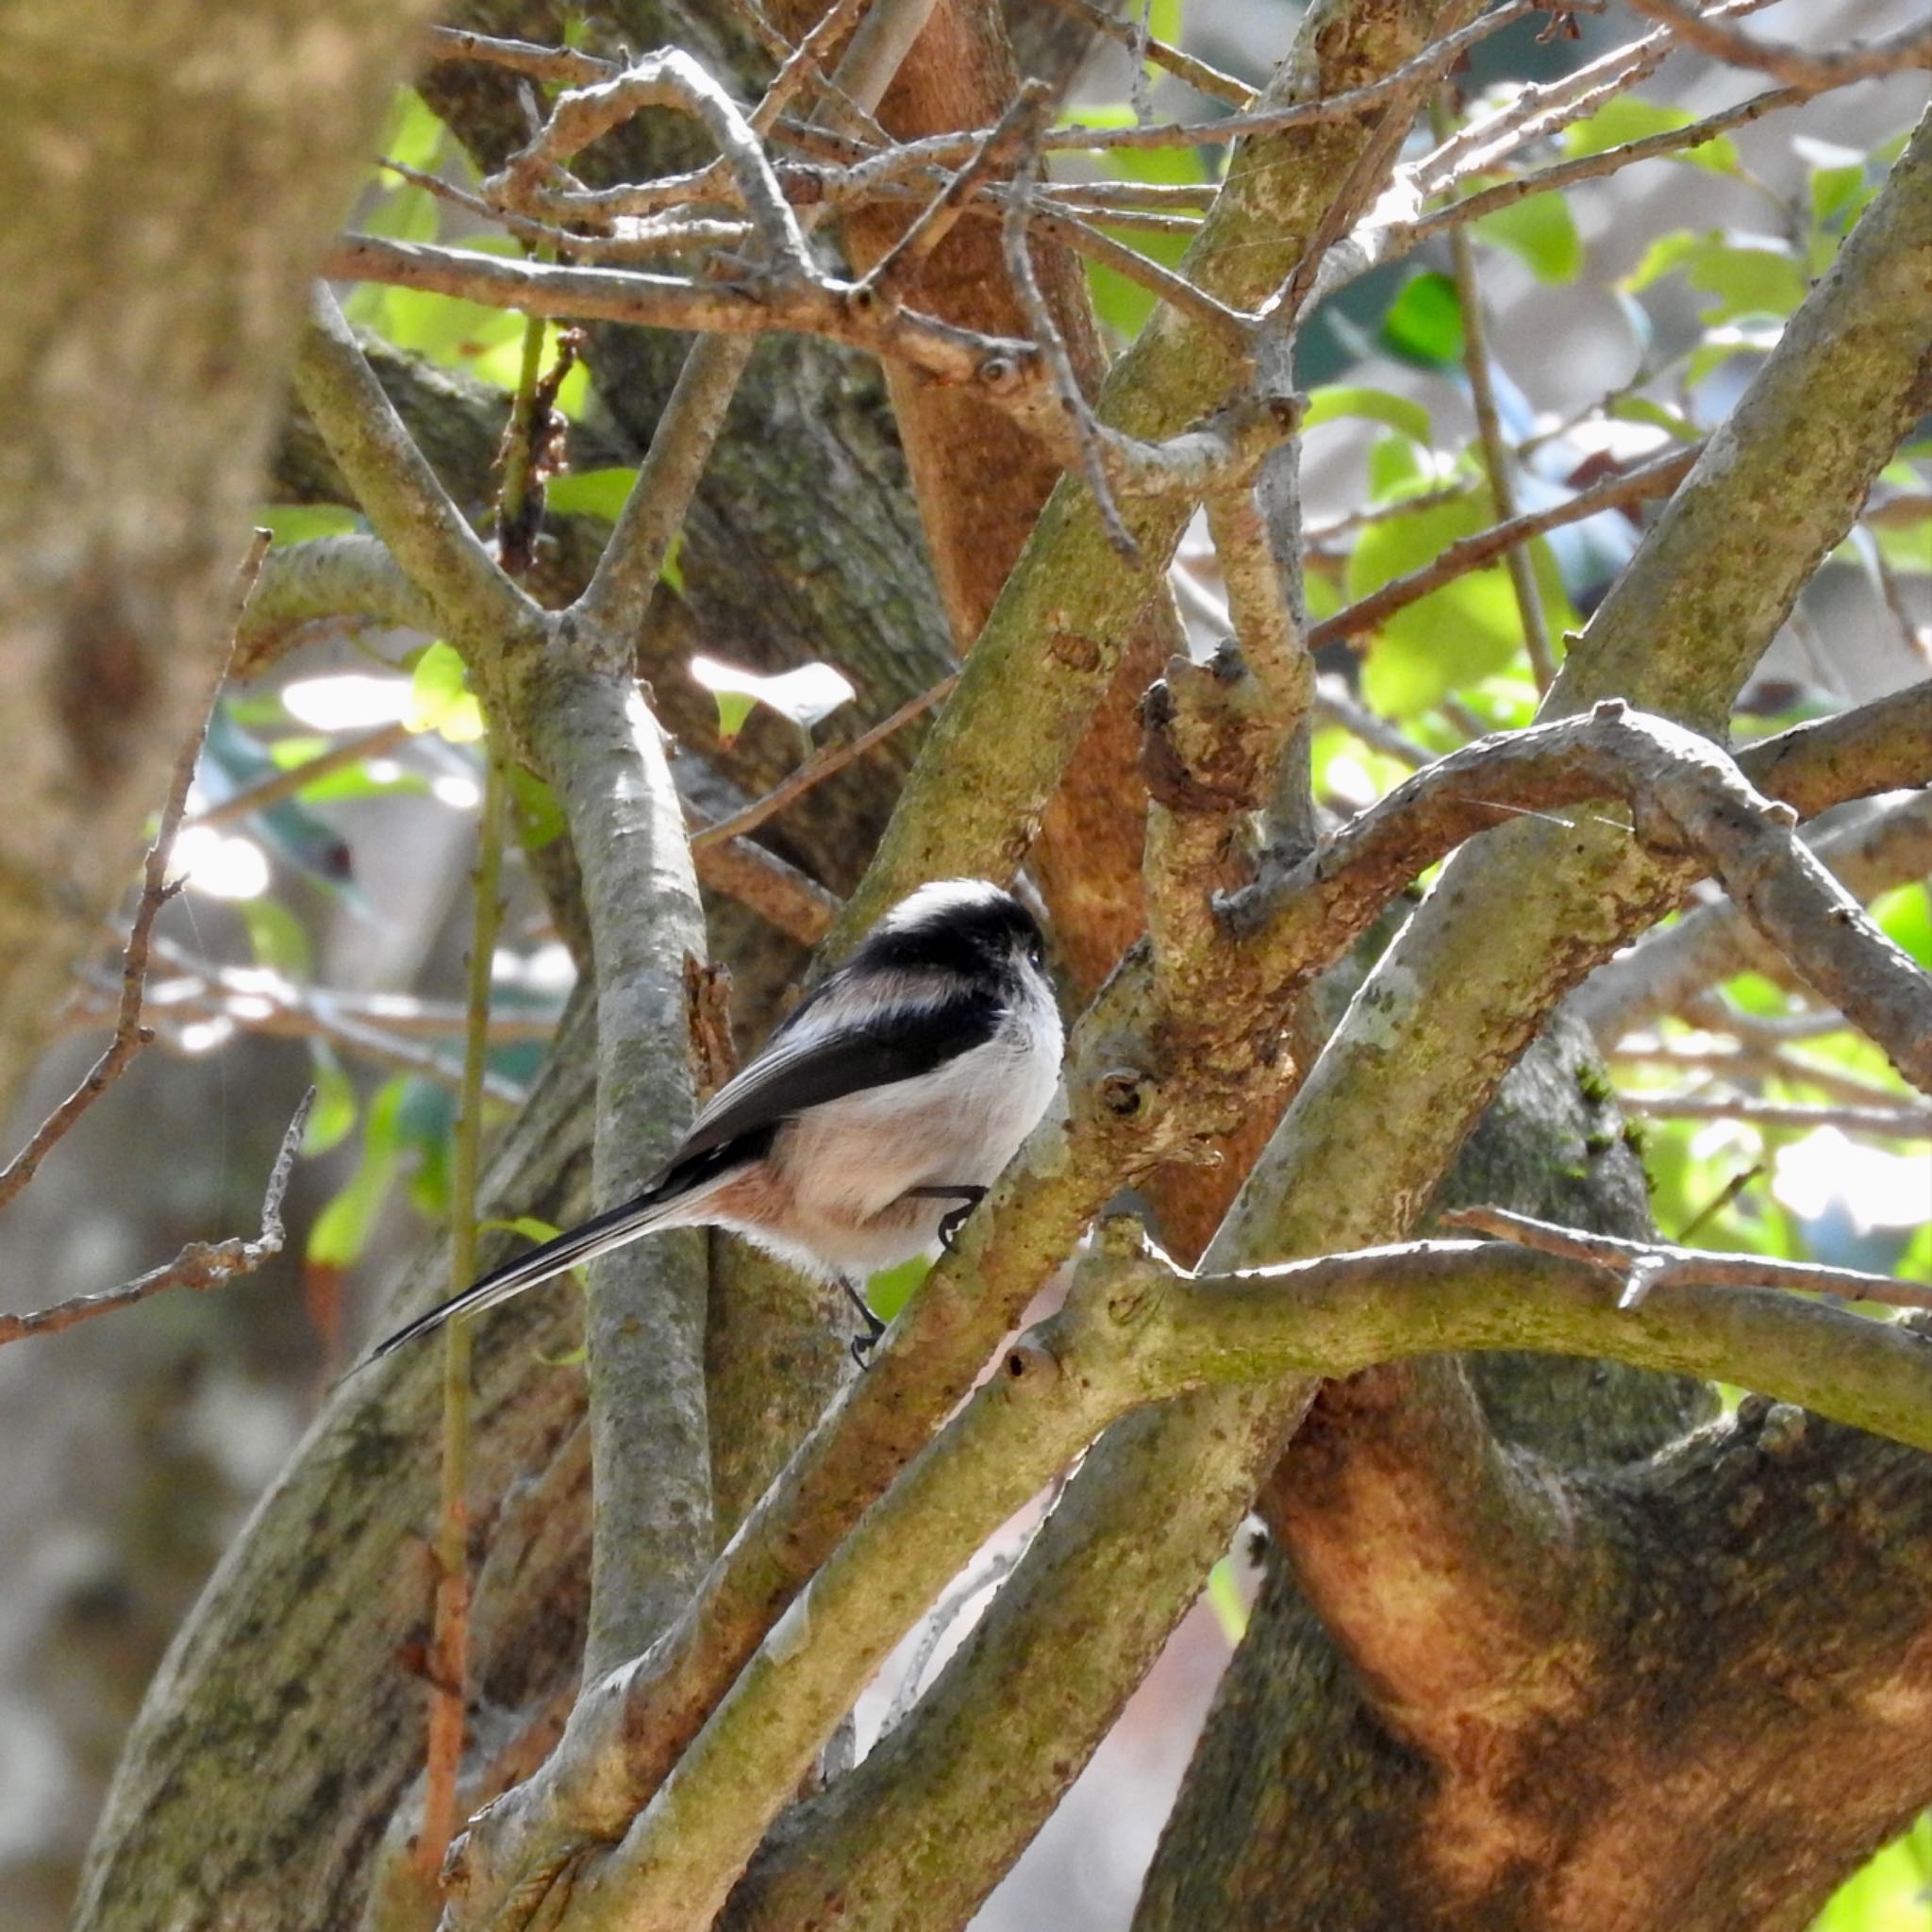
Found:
[0,0,439,1116]
[72,996,601,1931]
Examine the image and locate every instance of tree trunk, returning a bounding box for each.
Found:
[0,0,439,1112]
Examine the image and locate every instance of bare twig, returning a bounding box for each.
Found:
[743,0,882,140]
[325,233,1033,395]
[1027,204,1253,348]
[1037,0,1254,107]
[1267,0,1502,330]
[1001,111,1140,559]
[0,531,269,1215]
[1438,92,1555,691]
[1308,442,1699,649]
[690,833,841,945]
[859,80,1054,308]
[1619,1091,1932,1138]
[416,748,510,1877]
[0,1089,315,1346]
[1572,787,1932,1045]
[186,723,415,832]
[1624,0,1932,90]
[1235,701,1932,1093]
[424,25,616,88]
[1409,85,1805,247]
[1441,1203,1932,1312]
[690,675,958,854]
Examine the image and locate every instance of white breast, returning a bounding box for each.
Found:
[780,979,1064,1224]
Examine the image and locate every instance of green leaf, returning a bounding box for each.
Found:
[1380,271,1464,368]
[407,640,486,743]
[1561,96,1739,175]
[482,1215,564,1245]
[506,764,568,850]
[545,466,637,521]
[865,1253,929,1322]
[258,504,359,544]
[302,1045,358,1158]
[1870,883,1932,969]
[1624,231,1806,325]
[239,897,312,977]
[1349,491,1577,717]
[1366,430,1431,503]
[308,1076,410,1269]
[1206,1556,1249,1643]
[1304,385,1433,448]
[689,655,855,744]
[1472,192,1583,284]
[296,762,431,805]
[1607,395,1703,442]
[380,89,446,175]
[1808,1812,1932,1931]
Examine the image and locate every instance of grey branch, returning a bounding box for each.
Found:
[0,1089,313,1346]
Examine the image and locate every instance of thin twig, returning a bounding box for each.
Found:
[1027,204,1252,348]
[691,675,958,854]
[1037,0,1254,106]
[0,1089,315,1346]
[1441,1203,1932,1312]
[416,747,509,1878]
[1001,109,1140,558]
[1409,84,1806,247]
[1266,0,1502,332]
[1308,442,1698,649]
[1624,0,1932,90]
[0,530,270,1216]
[1619,1092,1932,1138]
[691,833,841,945]
[859,81,1054,307]
[424,25,616,88]
[1435,92,1555,691]
[186,723,415,832]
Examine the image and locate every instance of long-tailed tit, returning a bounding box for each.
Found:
[370,879,1063,1360]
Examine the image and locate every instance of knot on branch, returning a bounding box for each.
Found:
[1139,644,1279,815]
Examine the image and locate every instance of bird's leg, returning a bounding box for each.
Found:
[904,1183,988,1253]
[841,1274,887,1365]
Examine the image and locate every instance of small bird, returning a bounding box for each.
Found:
[370,879,1063,1360]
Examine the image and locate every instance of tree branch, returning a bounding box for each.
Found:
[0,1089,313,1346]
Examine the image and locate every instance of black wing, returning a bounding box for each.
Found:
[668,978,1003,1173]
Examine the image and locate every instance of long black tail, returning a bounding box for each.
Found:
[367,1187,679,1361]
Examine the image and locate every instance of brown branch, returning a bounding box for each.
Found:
[690,833,840,945]
[858,80,1053,308]
[1027,204,1252,347]
[1441,1203,1932,1312]
[1307,442,1700,648]
[1624,0,1932,89]
[0,530,269,1215]
[0,1088,314,1346]
[998,99,1140,560]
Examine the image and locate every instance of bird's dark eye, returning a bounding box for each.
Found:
[1027,940,1045,970]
